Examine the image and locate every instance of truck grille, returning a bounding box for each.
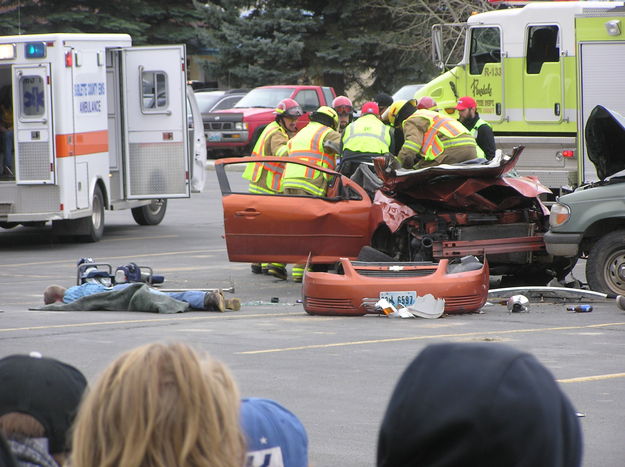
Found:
[207,122,234,131]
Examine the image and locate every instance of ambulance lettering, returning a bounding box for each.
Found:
[74,80,105,114]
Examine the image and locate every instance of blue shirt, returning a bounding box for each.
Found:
[63,282,111,303]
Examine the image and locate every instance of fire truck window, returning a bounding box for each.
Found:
[526,26,559,74]
[20,75,45,117]
[142,71,168,110]
[469,27,501,75]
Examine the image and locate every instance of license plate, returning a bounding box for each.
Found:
[379,291,417,307]
[207,132,221,142]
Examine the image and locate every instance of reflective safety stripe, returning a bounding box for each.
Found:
[281,177,325,196]
[284,122,336,184]
[248,182,276,195]
[409,110,473,161]
[342,115,391,153]
[243,122,288,192]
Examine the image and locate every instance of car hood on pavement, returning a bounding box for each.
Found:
[585,105,625,181]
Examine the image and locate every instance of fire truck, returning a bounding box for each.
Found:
[419,1,625,193]
[0,33,205,241]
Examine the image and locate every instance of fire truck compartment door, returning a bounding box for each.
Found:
[12,64,54,185]
[121,45,189,199]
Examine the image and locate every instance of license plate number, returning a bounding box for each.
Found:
[207,132,221,142]
[379,291,417,307]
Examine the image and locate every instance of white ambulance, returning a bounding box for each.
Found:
[0,33,206,241]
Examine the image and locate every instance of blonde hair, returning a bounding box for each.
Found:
[70,342,245,467]
[43,285,66,304]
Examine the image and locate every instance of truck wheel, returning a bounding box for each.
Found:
[76,185,105,242]
[131,199,167,225]
[586,230,625,295]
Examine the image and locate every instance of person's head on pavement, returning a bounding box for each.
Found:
[43,285,66,304]
[377,342,583,467]
[70,341,245,467]
[240,398,309,467]
[0,352,88,466]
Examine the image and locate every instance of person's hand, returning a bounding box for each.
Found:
[383,153,399,176]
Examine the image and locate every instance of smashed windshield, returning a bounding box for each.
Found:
[234,87,292,108]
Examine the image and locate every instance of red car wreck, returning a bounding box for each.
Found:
[216,147,575,314]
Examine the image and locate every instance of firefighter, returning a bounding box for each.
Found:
[332,95,353,133]
[382,100,477,170]
[456,96,496,160]
[416,96,438,111]
[243,98,303,277]
[280,106,342,282]
[339,101,392,177]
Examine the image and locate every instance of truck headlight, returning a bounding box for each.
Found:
[234,122,248,130]
[549,203,571,228]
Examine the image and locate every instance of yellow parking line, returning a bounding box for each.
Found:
[0,312,302,332]
[558,372,625,383]
[0,249,225,268]
[237,322,625,354]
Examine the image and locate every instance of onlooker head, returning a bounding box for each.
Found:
[374,93,393,117]
[456,96,478,125]
[361,101,380,117]
[0,352,87,466]
[70,342,245,467]
[377,342,582,467]
[416,96,437,111]
[241,398,309,467]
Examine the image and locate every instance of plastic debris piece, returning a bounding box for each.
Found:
[507,295,529,313]
[406,294,445,319]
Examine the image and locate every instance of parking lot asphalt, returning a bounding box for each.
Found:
[1,170,624,466]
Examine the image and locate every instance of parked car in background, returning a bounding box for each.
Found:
[203,85,336,158]
[195,89,248,115]
[392,83,425,101]
[545,106,625,295]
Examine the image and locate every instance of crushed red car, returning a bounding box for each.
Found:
[216,148,575,314]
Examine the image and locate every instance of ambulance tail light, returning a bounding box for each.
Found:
[65,51,73,67]
[562,150,575,158]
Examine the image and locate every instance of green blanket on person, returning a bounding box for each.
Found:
[31,283,189,314]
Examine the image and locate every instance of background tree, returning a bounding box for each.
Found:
[0,0,210,53]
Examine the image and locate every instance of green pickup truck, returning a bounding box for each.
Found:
[545,106,625,295]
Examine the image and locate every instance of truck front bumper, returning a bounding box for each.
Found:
[543,231,583,257]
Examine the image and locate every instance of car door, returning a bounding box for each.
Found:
[216,157,373,264]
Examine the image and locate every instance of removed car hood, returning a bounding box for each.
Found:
[585,105,625,181]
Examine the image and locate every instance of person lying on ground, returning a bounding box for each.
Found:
[43,282,240,312]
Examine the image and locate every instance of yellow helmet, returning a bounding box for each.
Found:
[381,99,416,127]
[311,105,340,131]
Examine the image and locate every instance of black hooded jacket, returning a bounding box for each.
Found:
[377,342,582,467]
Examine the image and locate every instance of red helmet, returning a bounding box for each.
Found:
[332,95,353,116]
[416,96,437,110]
[274,98,303,118]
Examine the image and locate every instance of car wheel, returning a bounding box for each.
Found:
[131,199,167,226]
[586,229,625,295]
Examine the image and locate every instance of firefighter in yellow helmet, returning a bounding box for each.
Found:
[243,98,303,276]
[280,105,342,282]
[382,99,477,170]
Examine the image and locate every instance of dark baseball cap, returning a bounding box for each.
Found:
[0,353,87,454]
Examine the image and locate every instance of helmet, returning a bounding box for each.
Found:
[311,106,339,131]
[274,98,303,118]
[381,99,416,127]
[332,95,353,116]
[416,96,437,110]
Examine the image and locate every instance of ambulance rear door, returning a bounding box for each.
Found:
[12,64,54,184]
[120,45,189,199]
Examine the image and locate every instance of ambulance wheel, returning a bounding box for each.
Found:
[132,199,167,226]
[76,185,105,242]
[0,222,18,229]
